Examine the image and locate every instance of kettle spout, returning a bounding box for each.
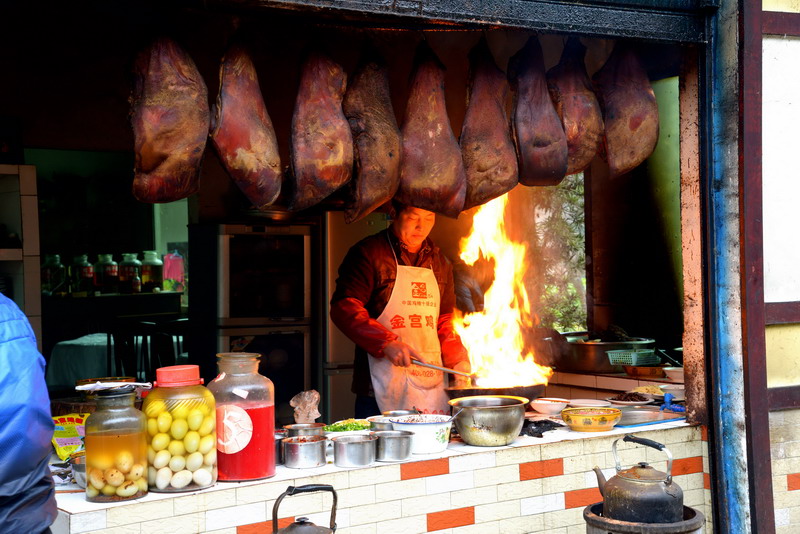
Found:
[593,466,606,497]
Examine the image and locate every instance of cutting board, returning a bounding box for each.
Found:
[616,406,686,428]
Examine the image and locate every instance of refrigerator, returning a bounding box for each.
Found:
[322,211,389,422]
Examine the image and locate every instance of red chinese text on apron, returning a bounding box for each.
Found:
[368,239,450,414]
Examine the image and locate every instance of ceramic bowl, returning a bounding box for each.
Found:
[568,398,612,408]
[529,397,569,415]
[663,367,685,382]
[560,407,622,432]
[389,414,452,454]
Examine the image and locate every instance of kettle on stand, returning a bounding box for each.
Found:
[272,484,338,533]
[593,434,683,524]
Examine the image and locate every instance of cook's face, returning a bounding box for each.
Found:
[394,207,436,251]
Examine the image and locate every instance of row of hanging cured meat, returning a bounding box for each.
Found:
[129,35,659,222]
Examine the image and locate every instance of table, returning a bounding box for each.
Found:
[45,333,185,390]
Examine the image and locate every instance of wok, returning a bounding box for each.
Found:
[445,384,544,402]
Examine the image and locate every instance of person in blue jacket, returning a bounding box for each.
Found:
[0,293,56,533]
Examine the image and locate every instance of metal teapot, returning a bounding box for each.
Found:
[273,484,338,533]
[593,434,683,524]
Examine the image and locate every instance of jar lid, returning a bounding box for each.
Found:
[155,365,204,387]
[95,384,137,397]
[216,352,261,360]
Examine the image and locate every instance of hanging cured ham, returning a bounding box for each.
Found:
[546,37,604,176]
[592,43,659,178]
[289,51,353,211]
[130,38,209,203]
[508,37,568,186]
[397,41,466,218]
[460,38,518,210]
[342,55,402,223]
[210,43,281,209]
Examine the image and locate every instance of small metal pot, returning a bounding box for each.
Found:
[371,430,413,462]
[283,436,327,469]
[381,409,418,417]
[275,430,287,465]
[284,423,326,437]
[332,434,377,468]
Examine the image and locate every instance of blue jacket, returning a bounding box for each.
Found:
[0,294,56,533]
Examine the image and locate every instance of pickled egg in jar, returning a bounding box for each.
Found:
[143,365,217,492]
[84,385,147,502]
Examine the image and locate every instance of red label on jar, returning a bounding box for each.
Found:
[81,266,94,278]
[216,403,274,481]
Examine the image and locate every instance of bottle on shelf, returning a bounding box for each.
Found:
[93,254,119,294]
[141,251,164,293]
[69,254,94,296]
[119,253,142,294]
[41,254,66,296]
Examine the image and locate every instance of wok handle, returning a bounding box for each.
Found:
[411,358,474,379]
[273,484,338,532]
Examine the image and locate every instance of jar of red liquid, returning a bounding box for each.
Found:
[207,353,275,480]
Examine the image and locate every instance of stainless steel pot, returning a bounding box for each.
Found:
[283,436,327,469]
[331,434,377,468]
[371,430,413,462]
[559,333,655,373]
[275,429,287,465]
[448,396,527,446]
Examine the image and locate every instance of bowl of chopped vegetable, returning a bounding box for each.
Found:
[324,419,372,440]
[389,414,452,454]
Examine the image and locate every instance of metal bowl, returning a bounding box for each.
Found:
[366,415,394,431]
[332,434,377,468]
[283,435,327,469]
[371,430,413,462]
[448,395,528,447]
[284,423,326,437]
[381,409,418,417]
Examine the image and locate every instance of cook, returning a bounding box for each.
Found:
[330,201,471,417]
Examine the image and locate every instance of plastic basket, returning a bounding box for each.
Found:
[606,349,659,366]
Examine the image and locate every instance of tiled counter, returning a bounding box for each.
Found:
[544,371,684,400]
[53,419,710,534]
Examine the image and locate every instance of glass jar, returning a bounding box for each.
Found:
[84,385,147,502]
[141,251,164,293]
[207,353,276,481]
[70,254,94,296]
[41,254,66,295]
[94,254,119,294]
[119,253,142,294]
[142,365,217,492]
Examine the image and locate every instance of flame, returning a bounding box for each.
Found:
[453,194,553,387]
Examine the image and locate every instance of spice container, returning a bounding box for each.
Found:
[142,365,217,492]
[283,436,327,468]
[84,385,147,502]
[207,353,276,481]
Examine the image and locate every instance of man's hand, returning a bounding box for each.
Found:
[452,360,473,388]
[382,341,421,367]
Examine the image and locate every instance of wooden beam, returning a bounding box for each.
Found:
[769,385,800,410]
[765,301,800,325]
[741,0,775,531]
[763,11,800,35]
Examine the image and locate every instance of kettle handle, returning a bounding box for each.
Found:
[272,484,338,533]
[612,434,674,485]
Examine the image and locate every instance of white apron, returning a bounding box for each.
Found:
[368,240,450,414]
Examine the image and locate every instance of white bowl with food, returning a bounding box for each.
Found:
[389,414,452,454]
[663,367,685,382]
[529,397,569,415]
[568,398,612,408]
